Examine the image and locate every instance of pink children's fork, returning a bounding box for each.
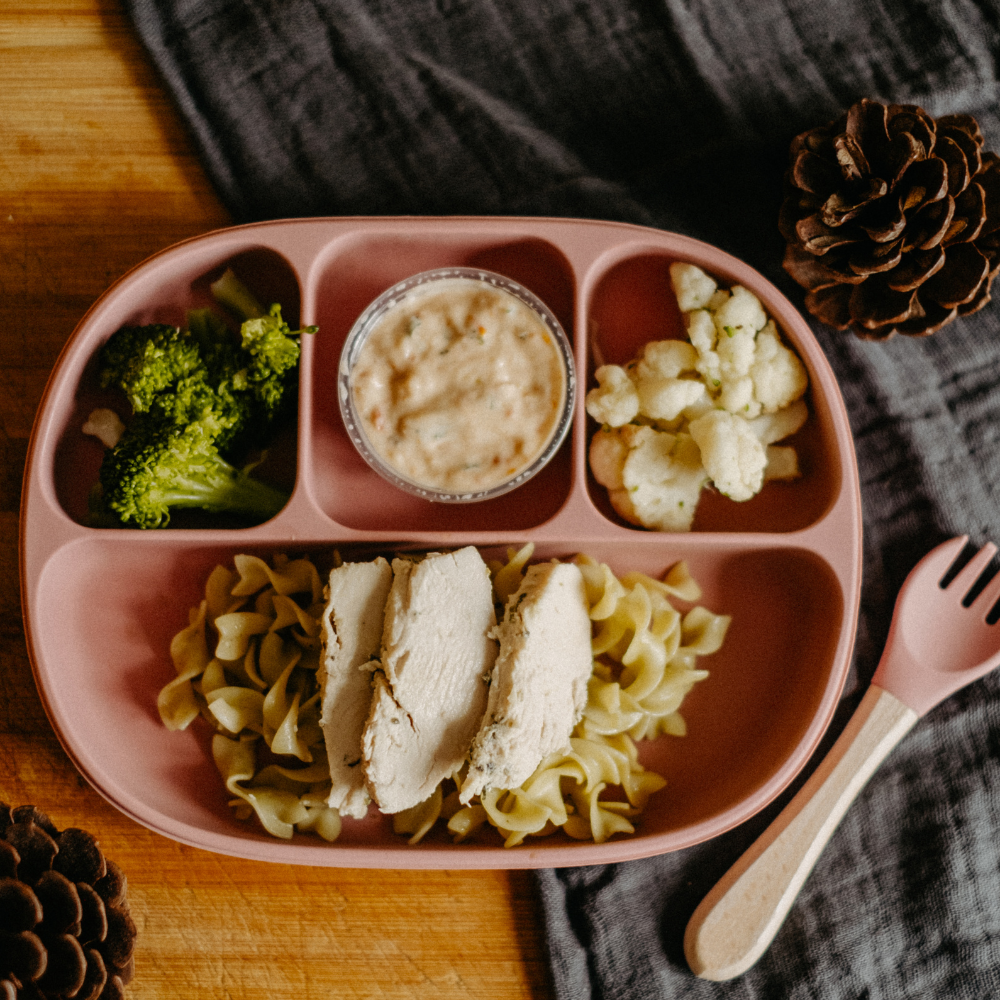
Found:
[685,536,1000,981]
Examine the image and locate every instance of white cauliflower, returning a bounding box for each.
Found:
[669,262,718,312]
[749,399,808,445]
[688,409,767,502]
[585,262,811,530]
[603,425,707,532]
[588,426,629,490]
[636,377,706,424]
[675,267,808,420]
[585,364,639,427]
[635,339,699,379]
[712,285,768,340]
[750,321,809,413]
[630,340,706,422]
[685,309,721,387]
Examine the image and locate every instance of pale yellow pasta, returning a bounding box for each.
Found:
[563,785,636,843]
[157,601,212,731]
[206,686,266,735]
[681,605,730,655]
[446,800,490,842]
[205,565,242,619]
[620,560,703,603]
[213,612,272,660]
[575,557,629,619]
[214,733,339,841]
[231,553,324,603]
[488,541,536,605]
[159,552,335,842]
[392,784,444,845]
[574,556,730,742]
[294,799,343,842]
[161,546,729,849]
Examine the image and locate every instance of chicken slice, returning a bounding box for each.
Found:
[461,561,592,803]
[318,557,393,819]
[362,547,497,813]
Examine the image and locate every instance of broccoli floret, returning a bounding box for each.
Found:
[89,271,315,528]
[98,324,203,414]
[240,304,317,422]
[99,413,289,528]
[98,315,252,451]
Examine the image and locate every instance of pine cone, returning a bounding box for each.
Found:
[780,98,1000,339]
[0,804,136,1000]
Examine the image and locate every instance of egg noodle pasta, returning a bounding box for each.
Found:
[158,546,729,847]
[157,553,341,841]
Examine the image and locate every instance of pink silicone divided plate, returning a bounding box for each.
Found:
[20,217,862,869]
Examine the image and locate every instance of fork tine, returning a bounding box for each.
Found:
[970,554,1000,614]
[946,542,998,600]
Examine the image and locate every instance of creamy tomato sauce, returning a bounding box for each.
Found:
[350,278,567,493]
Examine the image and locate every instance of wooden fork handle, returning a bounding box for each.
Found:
[684,685,918,981]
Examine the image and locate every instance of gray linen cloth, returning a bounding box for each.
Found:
[124,0,1000,995]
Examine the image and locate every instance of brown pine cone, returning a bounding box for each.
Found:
[779,98,1000,339]
[0,804,136,1000]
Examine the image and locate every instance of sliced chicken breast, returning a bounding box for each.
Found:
[362,546,498,814]
[319,557,393,819]
[461,561,592,802]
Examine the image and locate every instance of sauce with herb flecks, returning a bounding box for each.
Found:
[351,278,566,492]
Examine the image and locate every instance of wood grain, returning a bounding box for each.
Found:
[0,3,554,997]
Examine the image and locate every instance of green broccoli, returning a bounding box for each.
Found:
[241,304,314,423]
[98,324,203,414]
[99,413,289,528]
[90,271,315,528]
[209,269,317,424]
[98,321,252,455]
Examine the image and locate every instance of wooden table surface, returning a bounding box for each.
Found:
[1,3,554,996]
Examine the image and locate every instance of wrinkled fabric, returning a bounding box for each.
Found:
[125,0,1000,995]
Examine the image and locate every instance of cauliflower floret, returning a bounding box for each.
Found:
[750,321,809,413]
[707,289,731,312]
[586,260,812,530]
[749,398,808,445]
[636,376,707,423]
[629,339,705,422]
[635,339,699,379]
[681,394,715,423]
[609,426,707,532]
[585,364,639,427]
[716,327,757,381]
[686,310,722,388]
[716,327,760,416]
[688,409,767,502]
[712,286,768,340]
[685,309,717,356]
[669,262,717,313]
[717,375,755,416]
[688,287,804,420]
[589,426,629,490]
[710,289,768,417]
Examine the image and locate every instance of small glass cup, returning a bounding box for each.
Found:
[338,266,576,503]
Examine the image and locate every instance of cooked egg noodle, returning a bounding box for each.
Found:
[158,553,341,841]
[160,547,728,847]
